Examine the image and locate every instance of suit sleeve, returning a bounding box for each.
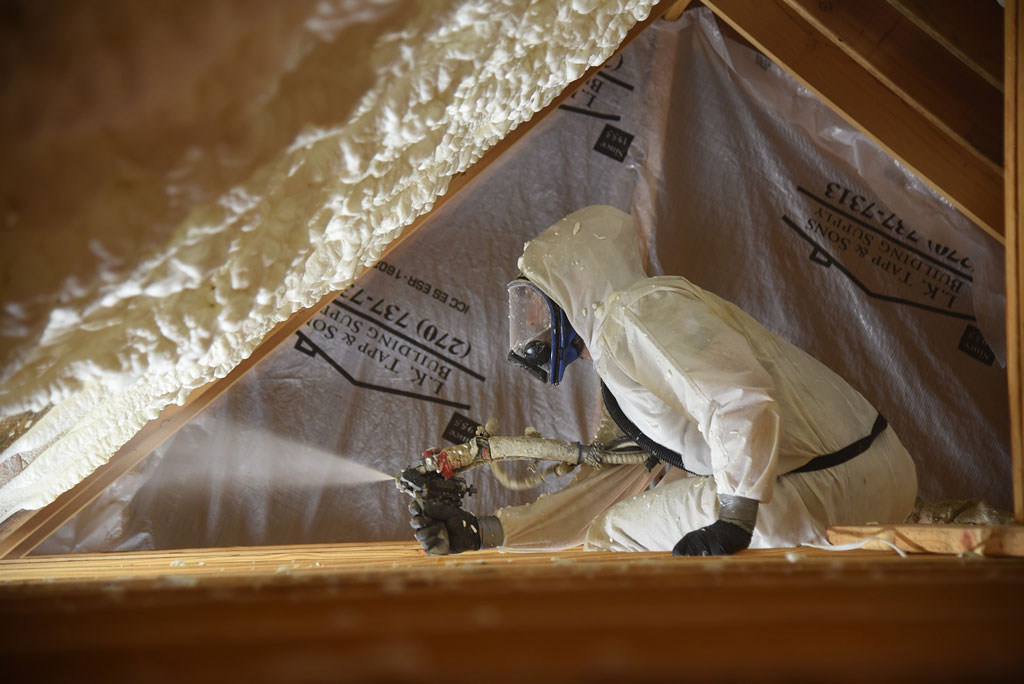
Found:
[617,293,782,502]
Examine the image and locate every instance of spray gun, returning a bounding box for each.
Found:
[395,462,475,510]
[395,421,650,507]
[395,422,488,509]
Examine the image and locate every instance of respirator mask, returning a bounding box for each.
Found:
[507,277,583,385]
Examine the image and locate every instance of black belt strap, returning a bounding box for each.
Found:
[788,413,888,474]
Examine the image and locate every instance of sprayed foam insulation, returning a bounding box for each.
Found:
[0,0,657,520]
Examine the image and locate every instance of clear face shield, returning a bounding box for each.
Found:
[507,278,582,384]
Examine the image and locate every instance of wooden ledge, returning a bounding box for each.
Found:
[1,542,1021,682]
[3,540,1022,589]
[828,523,1024,557]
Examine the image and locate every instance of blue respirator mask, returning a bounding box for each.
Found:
[506,277,584,385]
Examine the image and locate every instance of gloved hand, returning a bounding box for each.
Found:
[672,520,752,556]
[673,494,758,557]
[408,499,481,556]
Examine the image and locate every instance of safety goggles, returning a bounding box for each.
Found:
[507,278,581,384]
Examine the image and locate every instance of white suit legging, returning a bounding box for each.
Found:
[495,416,917,552]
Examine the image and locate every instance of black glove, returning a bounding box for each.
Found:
[408,499,481,556]
[672,520,752,557]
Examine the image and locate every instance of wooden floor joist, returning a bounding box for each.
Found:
[1,544,1022,681]
[0,541,902,587]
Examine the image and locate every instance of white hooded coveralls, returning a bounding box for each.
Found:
[495,206,917,551]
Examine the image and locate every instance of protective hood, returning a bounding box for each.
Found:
[518,206,647,350]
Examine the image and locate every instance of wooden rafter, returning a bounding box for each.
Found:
[888,0,1005,91]
[1006,0,1024,523]
[786,0,1003,169]
[703,0,1005,241]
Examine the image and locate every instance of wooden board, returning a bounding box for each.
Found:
[888,0,1005,90]
[1007,0,1024,523]
[664,0,694,22]
[704,0,1005,241]
[0,1,679,560]
[787,0,1003,169]
[828,523,1024,556]
[1,543,1022,681]
[0,541,903,587]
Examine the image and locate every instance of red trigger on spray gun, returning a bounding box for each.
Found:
[422,447,456,480]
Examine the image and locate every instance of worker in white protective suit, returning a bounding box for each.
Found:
[410,205,918,556]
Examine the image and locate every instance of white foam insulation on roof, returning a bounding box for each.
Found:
[0,0,656,519]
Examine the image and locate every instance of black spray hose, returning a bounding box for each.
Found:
[600,381,695,474]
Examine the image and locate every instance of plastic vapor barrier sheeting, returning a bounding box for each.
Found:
[38,9,1009,553]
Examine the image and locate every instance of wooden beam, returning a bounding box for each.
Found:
[664,0,694,22]
[0,542,902,587]
[703,0,1005,241]
[2,543,1022,681]
[888,0,1005,91]
[786,0,1003,169]
[1007,0,1024,524]
[828,523,1024,557]
[0,0,678,560]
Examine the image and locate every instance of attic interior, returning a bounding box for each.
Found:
[1,0,1023,680]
